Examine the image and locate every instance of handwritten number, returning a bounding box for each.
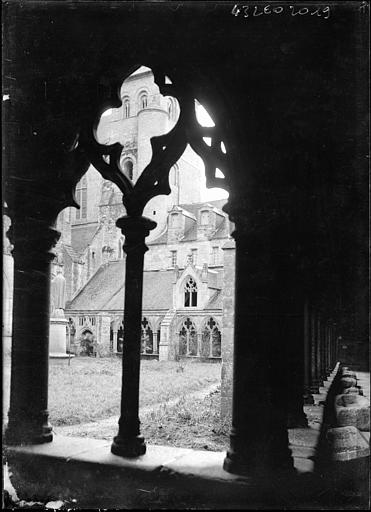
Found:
[231,4,241,16]
[359,2,368,13]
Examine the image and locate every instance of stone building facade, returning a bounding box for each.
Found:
[51,66,234,360]
[65,198,234,361]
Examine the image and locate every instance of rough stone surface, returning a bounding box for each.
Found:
[340,376,357,389]
[335,394,370,431]
[220,242,235,421]
[326,426,369,461]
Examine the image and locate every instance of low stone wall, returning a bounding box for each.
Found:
[317,364,370,504]
[327,366,370,459]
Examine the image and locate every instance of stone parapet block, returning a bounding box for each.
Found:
[340,376,357,389]
[326,426,369,461]
[335,394,370,432]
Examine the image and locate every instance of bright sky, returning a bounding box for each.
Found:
[195,101,229,202]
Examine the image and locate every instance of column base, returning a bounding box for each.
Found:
[223,447,295,477]
[223,429,294,476]
[5,419,53,446]
[111,434,146,458]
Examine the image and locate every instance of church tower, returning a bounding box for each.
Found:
[57,66,206,297]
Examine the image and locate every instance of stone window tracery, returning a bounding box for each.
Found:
[201,317,222,358]
[179,317,197,356]
[184,276,197,307]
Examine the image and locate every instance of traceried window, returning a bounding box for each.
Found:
[139,93,148,110]
[200,210,209,225]
[179,317,197,356]
[123,98,130,118]
[75,176,87,220]
[170,250,177,267]
[78,317,84,326]
[141,317,153,354]
[184,276,197,307]
[201,317,222,358]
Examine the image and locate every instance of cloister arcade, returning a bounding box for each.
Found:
[3,2,367,506]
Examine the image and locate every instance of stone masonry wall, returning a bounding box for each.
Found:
[221,240,236,421]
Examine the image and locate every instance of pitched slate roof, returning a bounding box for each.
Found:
[67,260,174,312]
[71,223,100,255]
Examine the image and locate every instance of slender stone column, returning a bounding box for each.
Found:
[286,306,309,428]
[112,329,118,353]
[111,216,156,458]
[316,313,322,386]
[152,331,158,355]
[319,319,326,383]
[5,218,59,445]
[303,300,314,404]
[325,323,331,374]
[223,222,293,475]
[310,308,320,393]
[197,332,202,357]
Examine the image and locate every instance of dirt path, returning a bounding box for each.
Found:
[53,382,219,439]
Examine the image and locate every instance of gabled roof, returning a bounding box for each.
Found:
[67,260,174,312]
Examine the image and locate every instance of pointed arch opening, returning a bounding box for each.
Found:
[179,317,197,357]
[201,317,222,358]
[184,276,198,307]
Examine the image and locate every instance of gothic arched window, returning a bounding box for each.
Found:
[75,176,87,220]
[141,317,153,354]
[184,277,197,307]
[201,317,222,358]
[179,317,197,356]
[139,93,148,110]
[123,98,130,118]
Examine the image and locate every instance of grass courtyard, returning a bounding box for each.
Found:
[45,357,230,451]
[48,357,221,426]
